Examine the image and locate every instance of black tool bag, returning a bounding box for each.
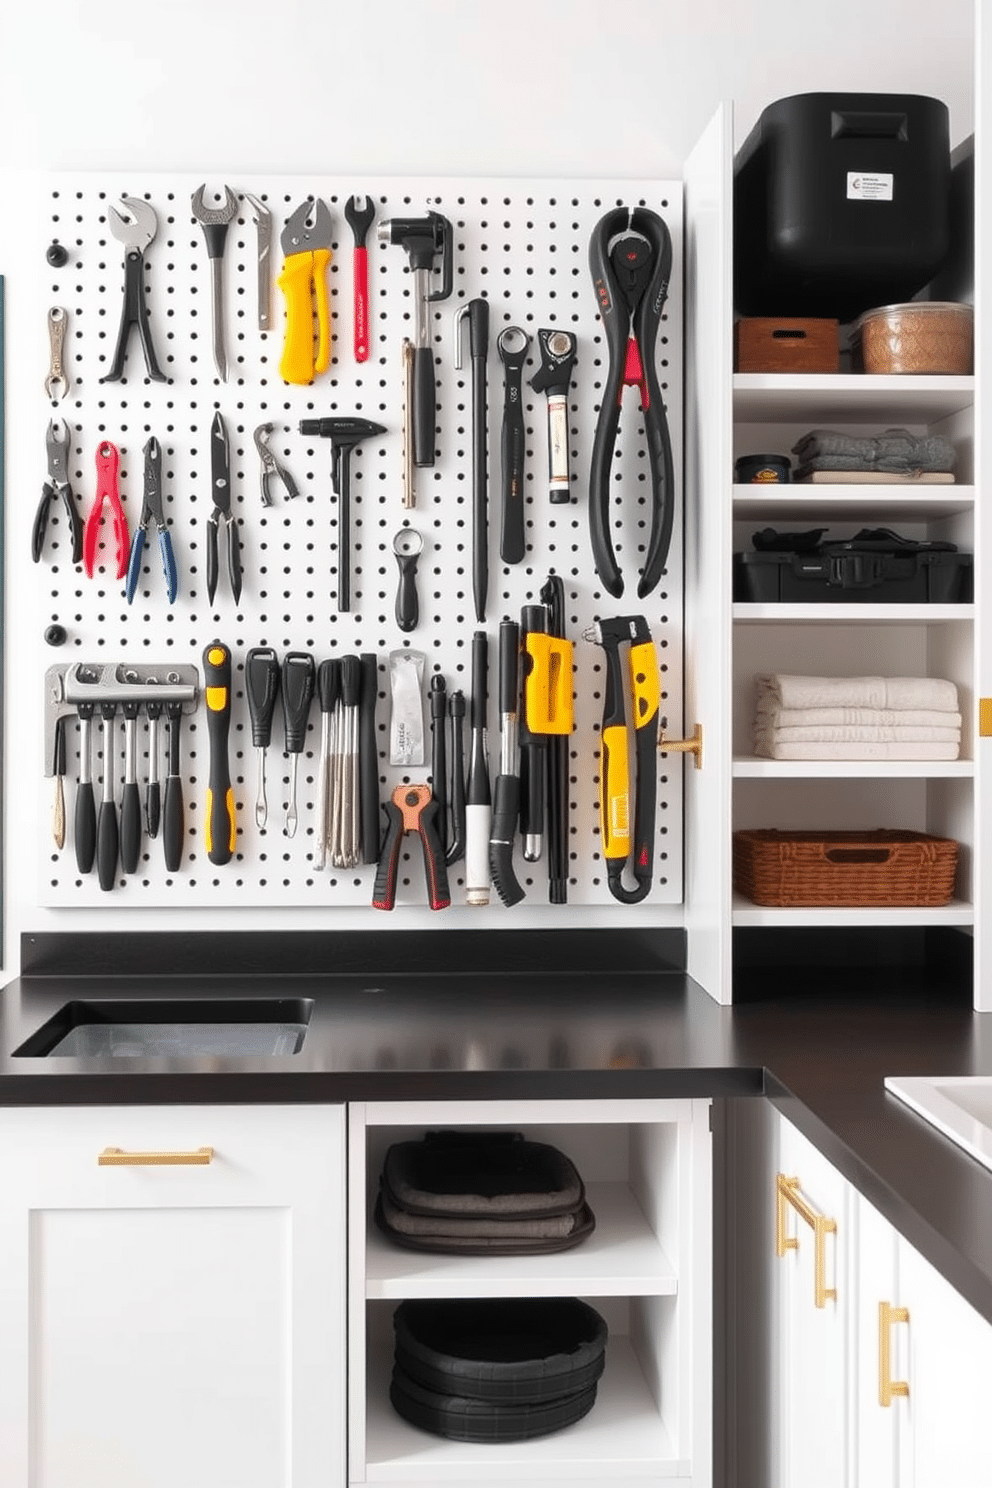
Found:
[390,1297,608,1442]
[375,1129,595,1254]
[734,527,973,604]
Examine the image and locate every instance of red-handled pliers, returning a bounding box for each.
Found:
[83,441,130,579]
[588,206,675,600]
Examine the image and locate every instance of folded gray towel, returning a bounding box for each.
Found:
[792,428,955,474]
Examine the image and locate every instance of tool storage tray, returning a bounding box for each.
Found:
[389,1297,608,1441]
[733,828,959,907]
[733,547,973,603]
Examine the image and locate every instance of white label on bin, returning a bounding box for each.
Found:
[847,171,894,201]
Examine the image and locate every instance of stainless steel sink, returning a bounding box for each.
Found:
[14,998,312,1058]
[885,1076,992,1173]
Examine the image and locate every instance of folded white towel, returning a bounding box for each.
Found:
[755,725,961,745]
[755,675,959,713]
[755,740,961,760]
[754,706,963,730]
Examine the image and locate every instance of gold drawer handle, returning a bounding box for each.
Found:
[879,1300,910,1406]
[775,1172,837,1308]
[98,1146,214,1166]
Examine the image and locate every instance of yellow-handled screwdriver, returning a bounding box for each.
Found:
[278,198,333,385]
[203,641,236,865]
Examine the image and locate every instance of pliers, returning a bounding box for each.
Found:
[253,423,299,505]
[588,206,675,599]
[33,418,83,564]
[101,196,167,384]
[278,198,334,385]
[206,410,243,606]
[125,435,179,604]
[82,441,130,579]
[372,784,451,911]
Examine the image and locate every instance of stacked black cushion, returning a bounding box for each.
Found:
[390,1297,608,1443]
[375,1130,595,1255]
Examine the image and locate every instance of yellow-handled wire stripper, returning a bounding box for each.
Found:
[584,615,660,904]
[278,198,334,385]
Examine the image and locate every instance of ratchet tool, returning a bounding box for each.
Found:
[372,784,450,911]
[83,441,129,580]
[101,196,168,383]
[206,411,243,606]
[588,206,675,598]
[530,329,577,504]
[203,641,236,865]
[190,184,239,381]
[377,211,454,467]
[584,615,660,904]
[278,197,333,385]
[125,436,178,604]
[344,195,375,363]
[34,418,83,565]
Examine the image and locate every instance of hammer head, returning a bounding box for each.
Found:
[299,417,386,449]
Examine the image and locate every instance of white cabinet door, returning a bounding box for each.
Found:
[853,1195,900,1486]
[0,1103,346,1488]
[896,1234,992,1488]
[772,1117,852,1488]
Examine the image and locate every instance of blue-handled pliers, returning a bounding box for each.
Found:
[125,435,178,604]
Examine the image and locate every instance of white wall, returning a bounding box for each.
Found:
[0,0,975,179]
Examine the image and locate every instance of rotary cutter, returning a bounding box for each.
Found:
[584,615,660,904]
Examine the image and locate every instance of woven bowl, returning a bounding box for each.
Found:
[855,302,973,376]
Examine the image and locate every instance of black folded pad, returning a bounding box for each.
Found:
[390,1298,608,1443]
[376,1130,595,1254]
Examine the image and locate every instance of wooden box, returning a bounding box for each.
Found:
[734,317,839,373]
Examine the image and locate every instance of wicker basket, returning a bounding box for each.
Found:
[733,829,958,907]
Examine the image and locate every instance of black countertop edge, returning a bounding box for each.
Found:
[19,927,687,978]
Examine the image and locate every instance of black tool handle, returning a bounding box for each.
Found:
[359,654,381,865]
[499,619,520,716]
[489,774,525,907]
[96,799,119,891]
[203,641,235,866]
[371,799,403,909]
[282,652,316,753]
[200,221,230,261]
[339,653,361,711]
[246,647,281,747]
[75,784,96,874]
[445,690,466,866]
[394,546,420,632]
[228,519,243,605]
[500,375,526,566]
[120,782,141,874]
[163,703,184,873]
[146,779,161,841]
[417,797,451,910]
[32,486,52,563]
[318,657,341,716]
[411,346,437,467]
[429,674,447,831]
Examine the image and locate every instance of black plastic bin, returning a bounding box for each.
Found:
[734,547,973,603]
[734,93,951,320]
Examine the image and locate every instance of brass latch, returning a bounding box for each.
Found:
[980,699,992,738]
[659,722,703,769]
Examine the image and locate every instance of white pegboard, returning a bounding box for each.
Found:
[25,173,684,914]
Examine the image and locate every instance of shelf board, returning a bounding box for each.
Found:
[732,602,973,623]
[733,373,974,423]
[733,756,973,779]
[732,893,974,928]
[363,1181,677,1299]
[733,483,976,523]
[363,1334,685,1480]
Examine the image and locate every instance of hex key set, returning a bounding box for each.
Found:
[29,173,684,912]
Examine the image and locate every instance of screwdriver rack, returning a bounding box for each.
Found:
[23,173,684,917]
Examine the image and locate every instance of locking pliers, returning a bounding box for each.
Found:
[588,206,675,599]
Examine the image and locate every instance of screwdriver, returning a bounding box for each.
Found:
[314,658,340,869]
[203,640,236,866]
[144,693,163,838]
[281,651,315,838]
[120,697,142,874]
[162,698,185,872]
[245,647,281,829]
[74,700,96,874]
[51,715,66,851]
[96,701,119,891]
[337,655,361,867]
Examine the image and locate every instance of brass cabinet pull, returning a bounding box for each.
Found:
[98,1146,214,1166]
[775,1172,837,1308]
[658,722,703,769]
[878,1300,910,1406]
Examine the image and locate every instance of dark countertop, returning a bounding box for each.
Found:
[1,929,990,1326]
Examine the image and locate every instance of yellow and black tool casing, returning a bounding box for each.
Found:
[523,632,574,735]
[203,640,236,865]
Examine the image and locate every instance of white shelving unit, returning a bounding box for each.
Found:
[348,1099,712,1488]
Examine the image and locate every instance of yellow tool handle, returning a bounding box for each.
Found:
[629,639,660,730]
[278,249,332,385]
[600,723,631,861]
[524,634,574,734]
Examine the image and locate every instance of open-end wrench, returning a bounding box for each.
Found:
[102,197,167,383]
[191,184,239,381]
[344,195,375,363]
